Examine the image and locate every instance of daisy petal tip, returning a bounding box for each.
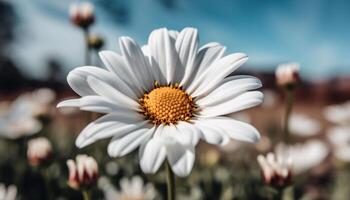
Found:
[57,99,79,108]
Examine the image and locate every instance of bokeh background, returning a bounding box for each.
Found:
[1,0,350,199]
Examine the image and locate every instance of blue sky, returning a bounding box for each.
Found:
[8,0,350,80]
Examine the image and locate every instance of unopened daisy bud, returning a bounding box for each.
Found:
[27,137,53,167]
[69,2,95,29]
[88,34,104,50]
[257,152,292,188]
[275,63,300,88]
[66,154,99,190]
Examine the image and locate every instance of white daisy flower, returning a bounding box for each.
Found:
[27,137,53,166]
[289,113,321,137]
[327,126,350,162]
[323,101,350,125]
[58,27,263,177]
[275,62,300,87]
[98,176,156,200]
[0,183,17,200]
[257,152,292,187]
[276,140,329,175]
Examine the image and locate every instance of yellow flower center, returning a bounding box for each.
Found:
[139,84,195,125]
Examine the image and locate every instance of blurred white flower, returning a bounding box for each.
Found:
[10,88,56,118]
[261,89,277,108]
[277,140,329,175]
[27,137,53,166]
[98,176,156,200]
[0,183,17,200]
[289,113,321,137]
[327,126,350,162]
[323,101,350,125]
[257,152,292,187]
[105,161,119,176]
[69,2,95,28]
[275,62,300,87]
[66,154,99,190]
[58,27,263,177]
[0,88,55,139]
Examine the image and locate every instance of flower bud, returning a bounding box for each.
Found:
[27,137,53,167]
[257,152,292,188]
[88,34,104,50]
[275,63,300,88]
[67,155,99,190]
[69,2,95,29]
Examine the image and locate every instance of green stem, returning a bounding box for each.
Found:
[166,161,175,200]
[283,88,294,144]
[82,189,91,200]
[84,28,91,66]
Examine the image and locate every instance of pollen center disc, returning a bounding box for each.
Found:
[140,86,195,125]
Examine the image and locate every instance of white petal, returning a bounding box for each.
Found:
[175,28,199,86]
[58,96,129,114]
[119,37,154,91]
[108,125,155,157]
[188,53,248,97]
[148,28,180,84]
[86,76,139,111]
[196,75,262,106]
[139,134,167,174]
[99,51,143,97]
[197,117,260,143]
[167,143,195,177]
[172,121,200,146]
[57,99,80,107]
[193,120,230,145]
[184,42,226,89]
[67,66,138,99]
[76,112,146,148]
[199,91,263,117]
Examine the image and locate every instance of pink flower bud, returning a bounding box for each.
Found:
[69,2,95,28]
[67,155,99,190]
[275,63,300,87]
[257,152,292,188]
[27,137,53,166]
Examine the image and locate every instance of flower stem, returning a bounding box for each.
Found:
[83,28,91,66]
[82,189,91,200]
[166,161,175,200]
[283,88,294,143]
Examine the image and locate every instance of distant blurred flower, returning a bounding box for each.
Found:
[324,101,350,125]
[257,152,292,187]
[0,98,42,139]
[261,89,277,108]
[0,183,17,200]
[199,146,221,167]
[88,34,104,50]
[27,137,53,167]
[69,2,95,29]
[58,27,263,177]
[277,140,329,175]
[11,88,56,119]
[99,176,156,200]
[289,113,321,137]
[105,161,119,176]
[327,126,350,162]
[275,62,300,88]
[67,155,99,190]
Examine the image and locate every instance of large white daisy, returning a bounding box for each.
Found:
[58,27,263,177]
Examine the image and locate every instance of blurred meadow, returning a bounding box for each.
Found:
[0,0,350,200]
